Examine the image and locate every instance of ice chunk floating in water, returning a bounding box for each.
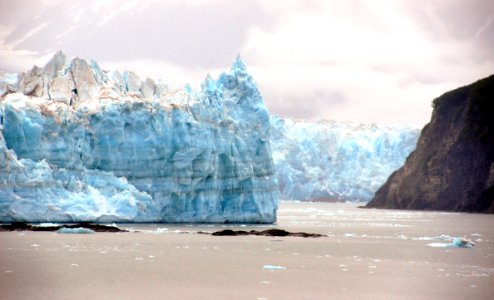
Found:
[57,228,95,234]
[0,51,278,223]
[427,237,476,248]
[263,265,287,270]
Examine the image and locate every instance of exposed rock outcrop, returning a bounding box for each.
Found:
[366,75,494,213]
[0,223,126,232]
[211,228,325,238]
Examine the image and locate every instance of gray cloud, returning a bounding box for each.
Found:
[0,0,492,126]
[400,0,494,61]
[0,0,51,27]
[2,0,274,69]
[261,88,348,120]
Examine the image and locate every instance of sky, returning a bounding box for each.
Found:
[0,0,493,126]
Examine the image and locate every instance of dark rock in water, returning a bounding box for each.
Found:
[211,228,325,238]
[211,229,249,236]
[256,229,291,237]
[0,222,126,232]
[0,222,36,231]
[67,223,127,232]
[366,75,494,213]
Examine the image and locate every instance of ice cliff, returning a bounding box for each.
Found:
[270,117,419,201]
[0,51,278,223]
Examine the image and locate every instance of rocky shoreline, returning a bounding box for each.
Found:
[0,222,324,238]
[0,222,126,232]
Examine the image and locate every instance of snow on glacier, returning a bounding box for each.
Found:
[0,51,278,223]
[270,117,419,201]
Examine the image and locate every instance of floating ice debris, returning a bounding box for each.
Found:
[5,270,12,273]
[71,264,79,267]
[31,244,40,247]
[34,223,61,227]
[437,235,452,240]
[427,243,451,248]
[427,237,475,248]
[367,223,410,227]
[259,281,271,285]
[344,233,355,237]
[141,227,167,234]
[413,235,452,241]
[454,266,494,277]
[413,237,434,241]
[263,265,286,270]
[134,257,144,261]
[57,227,95,234]
[450,237,475,248]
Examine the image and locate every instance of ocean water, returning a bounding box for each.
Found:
[122,201,493,240]
[1,201,493,300]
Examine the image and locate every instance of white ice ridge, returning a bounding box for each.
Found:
[270,117,419,201]
[0,51,278,223]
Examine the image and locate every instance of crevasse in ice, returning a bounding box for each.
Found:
[270,117,419,201]
[0,51,278,223]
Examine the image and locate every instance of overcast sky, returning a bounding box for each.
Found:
[0,0,493,126]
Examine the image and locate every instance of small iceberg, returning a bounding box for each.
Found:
[33,223,61,228]
[57,227,95,234]
[450,237,475,248]
[263,265,287,270]
[427,237,475,248]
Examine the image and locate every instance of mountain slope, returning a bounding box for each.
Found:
[366,75,494,213]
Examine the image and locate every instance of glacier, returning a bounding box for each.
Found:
[0,51,278,223]
[270,117,419,201]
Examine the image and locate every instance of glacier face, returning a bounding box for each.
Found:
[0,52,278,223]
[270,117,419,201]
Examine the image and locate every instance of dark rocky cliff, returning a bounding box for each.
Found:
[365,75,494,213]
